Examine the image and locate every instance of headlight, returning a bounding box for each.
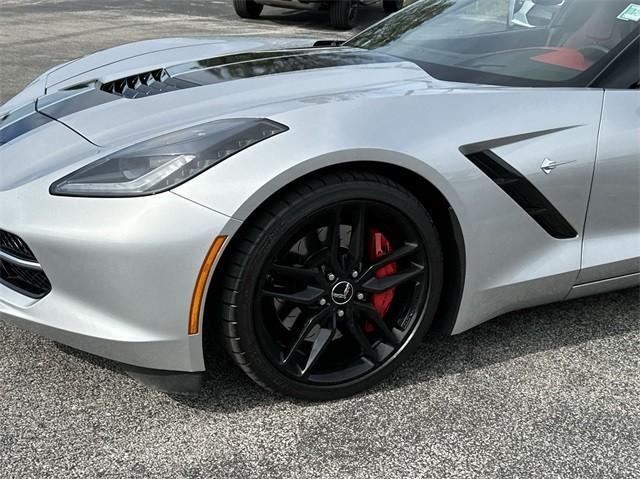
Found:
[50,118,287,197]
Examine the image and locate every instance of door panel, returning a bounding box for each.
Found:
[579,90,640,283]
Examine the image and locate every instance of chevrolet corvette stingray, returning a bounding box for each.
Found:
[1,0,638,400]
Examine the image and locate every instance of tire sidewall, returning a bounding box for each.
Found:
[330,0,359,29]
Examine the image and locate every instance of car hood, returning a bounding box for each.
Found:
[1,38,475,191]
[27,40,451,148]
[0,37,316,113]
[44,37,319,90]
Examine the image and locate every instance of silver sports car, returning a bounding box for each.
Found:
[1,0,638,400]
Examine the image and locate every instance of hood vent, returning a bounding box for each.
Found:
[100,69,198,99]
[97,49,401,100]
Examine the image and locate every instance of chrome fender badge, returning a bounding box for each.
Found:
[541,158,576,175]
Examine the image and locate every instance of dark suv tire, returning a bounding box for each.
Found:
[329,0,359,30]
[233,0,264,19]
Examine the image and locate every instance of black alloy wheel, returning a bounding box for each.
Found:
[217,171,443,400]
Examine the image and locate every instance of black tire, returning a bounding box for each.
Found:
[233,0,264,19]
[216,171,444,400]
[383,0,404,13]
[329,0,359,30]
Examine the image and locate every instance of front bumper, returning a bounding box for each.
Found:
[0,185,240,372]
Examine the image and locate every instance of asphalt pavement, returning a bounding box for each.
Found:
[1,2,639,478]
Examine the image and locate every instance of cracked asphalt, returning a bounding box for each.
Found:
[1,2,639,478]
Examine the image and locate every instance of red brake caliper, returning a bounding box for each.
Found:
[365,229,397,333]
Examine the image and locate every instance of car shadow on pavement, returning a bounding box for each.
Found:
[386,286,640,390]
[56,287,639,413]
[174,287,640,412]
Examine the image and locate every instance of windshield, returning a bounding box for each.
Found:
[346,0,639,87]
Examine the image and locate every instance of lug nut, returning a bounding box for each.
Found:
[327,273,336,282]
[319,298,327,307]
[351,271,359,279]
[357,293,365,301]
[337,310,345,318]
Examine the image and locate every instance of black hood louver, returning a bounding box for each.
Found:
[100,69,198,99]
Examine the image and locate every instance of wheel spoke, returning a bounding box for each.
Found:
[262,286,325,305]
[345,315,378,362]
[281,251,308,266]
[326,207,343,273]
[301,324,336,377]
[282,308,331,366]
[271,263,320,282]
[360,263,425,293]
[305,228,324,256]
[361,243,419,280]
[354,303,399,346]
[347,204,366,270]
[277,302,298,321]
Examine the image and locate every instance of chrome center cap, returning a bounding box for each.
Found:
[331,281,354,305]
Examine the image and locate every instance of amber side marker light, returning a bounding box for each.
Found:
[189,235,228,335]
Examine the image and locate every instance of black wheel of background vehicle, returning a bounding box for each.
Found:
[233,0,264,19]
[329,0,359,30]
[216,171,444,400]
[383,0,404,13]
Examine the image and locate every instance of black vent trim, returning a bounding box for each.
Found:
[174,49,401,87]
[100,69,199,99]
[464,150,578,239]
[0,261,52,299]
[0,230,52,299]
[0,230,37,262]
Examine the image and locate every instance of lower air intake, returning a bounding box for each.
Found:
[0,229,38,262]
[0,230,52,299]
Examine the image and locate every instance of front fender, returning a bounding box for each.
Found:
[182,147,466,227]
[175,88,601,335]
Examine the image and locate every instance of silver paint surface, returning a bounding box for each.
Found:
[1,35,638,372]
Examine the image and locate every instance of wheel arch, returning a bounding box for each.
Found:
[203,160,466,343]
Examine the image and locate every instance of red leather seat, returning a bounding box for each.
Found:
[564,3,636,50]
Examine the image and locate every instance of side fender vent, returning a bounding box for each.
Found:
[464,150,578,239]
